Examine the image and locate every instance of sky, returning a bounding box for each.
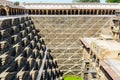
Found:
[10,0,106,3]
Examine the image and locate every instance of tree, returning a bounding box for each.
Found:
[73,0,100,2]
[14,1,19,6]
[106,0,120,3]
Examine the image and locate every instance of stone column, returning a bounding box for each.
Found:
[66,10,68,15]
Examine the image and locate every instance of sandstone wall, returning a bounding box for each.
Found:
[32,16,111,75]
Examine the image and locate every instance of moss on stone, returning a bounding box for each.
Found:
[64,75,83,80]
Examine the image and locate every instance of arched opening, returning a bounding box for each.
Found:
[86,10,89,15]
[93,55,96,62]
[14,9,17,15]
[43,10,46,15]
[48,10,51,15]
[36,10,39,15]
[63,10,66,15]
[21,10,24,14]
[83,9,86,15]
[0,8,7,16]
[72,10,74,15]
[52,10,55,15]
[109,10,112,15]
[75,10,78,15]
[19,10,21,15]
[56,10,59,15]
[91,10,93,15]
[102,10,104,15]
[29,10,31,15]
[9,9,12,15]
[80,9,82,15]
[40,10,42,15]
[60,10,62,15]
[98,10,101,15]
[113,10,116,15]
[94,10,97,15]
[32,10,35,15]
[68,10,71,15]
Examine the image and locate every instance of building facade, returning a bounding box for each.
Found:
[80,16,120,80]
[0,0,120,16]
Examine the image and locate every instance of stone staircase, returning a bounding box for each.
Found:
[0,16,63,80]
[32,16,111,76]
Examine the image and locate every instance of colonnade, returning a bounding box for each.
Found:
[0,7,25,16]
[0,7,117,16]
[27,9,116,15]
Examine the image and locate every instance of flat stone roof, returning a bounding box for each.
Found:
[100,61,120,80]
[0,15,29,20]
[80,38,98,48]
[105,58,120,76]
[81,37,120,51]
[99,34,113,40]
[93,39,120,51]
[22,3,120,9]
[81,37,120,79]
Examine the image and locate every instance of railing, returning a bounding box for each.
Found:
[36,47,48,80]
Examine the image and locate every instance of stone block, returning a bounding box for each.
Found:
[26,26,32,33]
[39,49,44,59]
[31,25,35,29]
[12,18,20,26]
[30,40,36,49]
[13,44,23,56]
[0,53,13,68]
[42,44,46,51]
[33,49,39,58]
[36,42,41,50]
[20,30,27,38]
[24,47,32,57]
[0,72,15,80]
[25,21,29,26]
[11,26,20,35]
[22,38,30,47]
[34,35,39,42]
[17,71,29,80]
[0,29,10,39]
[28,33,34,40]
[7,48,15,57]
[0,41,11,53]
[28,17,31,20]
[30,70,38,80]
[21,17,26,23]
[20,23,25,31]
[36,59,41,68]
[25,17,30,21]
[11,35,21,44]
[39,38,45,45]
[27,58,35,69]
[15,56,26,70]
[32,30,37,35]
[0,19,12,30]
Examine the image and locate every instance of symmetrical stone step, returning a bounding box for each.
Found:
[32,16,111,75]
[0,16,63,80]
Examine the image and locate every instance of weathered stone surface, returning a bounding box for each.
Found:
[32,16,111,76]
[12,18,20,26]
[0,41,11,52]
[0,17,62,80]
[0,19,12,30]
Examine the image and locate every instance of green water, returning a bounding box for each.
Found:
[64,75,83,80]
